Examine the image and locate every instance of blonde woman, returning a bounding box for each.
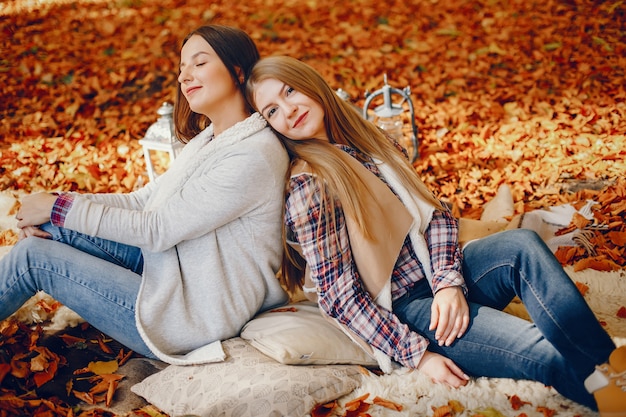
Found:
[246,55,624,416]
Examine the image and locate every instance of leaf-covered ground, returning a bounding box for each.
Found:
[1,0,624,213]
[0,0,625,415]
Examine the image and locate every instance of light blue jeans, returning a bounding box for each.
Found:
[393,229,615,410]
[0,223,155,357]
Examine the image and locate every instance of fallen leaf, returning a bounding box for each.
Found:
[87,360,118,376]
[510,394,531,410]
[432,404,453,417]
[575,281,590,297]
[536,406,556,417]
[372,396,403,411]
[311,401,337,417]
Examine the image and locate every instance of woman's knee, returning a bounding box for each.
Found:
[487,229,550,259]
[10,236,49,260]
[499,228,543,247]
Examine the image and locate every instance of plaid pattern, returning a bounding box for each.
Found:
[50,193,74,227]
[285,146,465,368]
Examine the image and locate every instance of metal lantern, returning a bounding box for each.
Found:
[362,74,419,162]
[138,102,183,181]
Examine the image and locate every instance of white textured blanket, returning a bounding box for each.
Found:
[333,266,625,417]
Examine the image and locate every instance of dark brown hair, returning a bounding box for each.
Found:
[174,25,260,142]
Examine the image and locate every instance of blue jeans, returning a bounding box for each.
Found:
[393,229,615,410]
[0,223,155,358]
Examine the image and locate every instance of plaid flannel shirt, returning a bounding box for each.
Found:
[285,146,465,368]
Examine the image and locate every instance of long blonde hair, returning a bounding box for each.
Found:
[246,56,443,294]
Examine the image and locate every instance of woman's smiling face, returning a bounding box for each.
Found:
[177,35,238,117]
[253,78,328,142]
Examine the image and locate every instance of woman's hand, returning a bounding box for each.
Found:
[417,350,470,388]
[18,226,52,241]
[15,192,57,229]
[430,286,469,347]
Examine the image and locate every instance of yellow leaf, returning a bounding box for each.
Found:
[87,360,118,375]
[473,407,507,417]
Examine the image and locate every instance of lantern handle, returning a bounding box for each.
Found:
[362,75,419,162]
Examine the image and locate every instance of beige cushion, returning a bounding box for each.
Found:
[131,337,362,417]
[241,301,378,366]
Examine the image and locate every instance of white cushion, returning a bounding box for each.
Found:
[240,301,378,366]
[131,337,362,417]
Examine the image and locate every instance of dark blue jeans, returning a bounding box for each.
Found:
[393,229,615,410]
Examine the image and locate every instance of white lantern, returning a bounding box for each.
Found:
[138,102,183,181]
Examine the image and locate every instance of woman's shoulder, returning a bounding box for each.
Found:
[246,125,281,145]
[290,159,310,173]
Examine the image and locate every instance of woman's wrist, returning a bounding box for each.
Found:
[50,193,74,227]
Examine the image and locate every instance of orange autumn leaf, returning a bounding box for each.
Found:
[432,404,454,417]
[80,374,125,408]
[372,396,403,411]
[94,335,113,354]
[30,346,63,387]
[358,366,374,377]
[345,403,370,417]
[554,246,579,265]
[30,347,57,372]
[311,401,337,417]
[344,394,370,411]
[29,325,41,350]
[536,406,556,417]
[59,334,86,346]
[0,229,18,246]
[575,281,590,297]
[510,394,531,410]
[35,298,63,314]
[343,393,371,416]
[0,363,11,385]
[116,348,134,366]
[448,400,465,413]
[573,257,621,272]
[10,353,31,379]
[602,245,625,263]
[88,374,124,395]
[106,376,121,407]
[33,359,58,388]
[72,390,97,405]
[571,212,591,230]
[607,231,626,246]
[608,200,626,216]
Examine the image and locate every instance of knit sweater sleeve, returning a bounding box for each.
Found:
[62,131,283,252]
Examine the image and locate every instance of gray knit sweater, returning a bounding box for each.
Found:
[64,113,289,365]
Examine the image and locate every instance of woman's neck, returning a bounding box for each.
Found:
[207,96,250,137]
